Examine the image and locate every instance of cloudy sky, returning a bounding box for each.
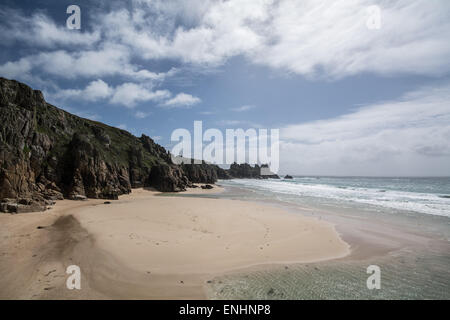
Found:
[1,0,449,176]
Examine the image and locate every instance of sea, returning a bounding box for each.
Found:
[196,176,450,299]
[220,176,450,218]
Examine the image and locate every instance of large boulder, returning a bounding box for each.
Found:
[148,164,189,192]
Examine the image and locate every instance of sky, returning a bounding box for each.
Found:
[0,0,449,176]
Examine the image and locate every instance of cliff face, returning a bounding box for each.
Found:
[228,163,280,179]
[0,78,219,212]
[182,162,231,184]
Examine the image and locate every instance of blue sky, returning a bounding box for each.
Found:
[1,0,449,176]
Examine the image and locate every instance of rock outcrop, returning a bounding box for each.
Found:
[227,163,280,179]
[148,163,190,192]
[0,78,214,212]
[284,175,293,179]
[182,161,231,183]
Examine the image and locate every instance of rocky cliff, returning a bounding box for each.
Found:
[0,78,282,213]
[182,161,231,183]
[0,78,220,213]
[227,163,280,179]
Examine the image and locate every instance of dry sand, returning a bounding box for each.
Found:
[0,186,349,299]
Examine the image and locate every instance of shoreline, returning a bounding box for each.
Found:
[215,183,447,258]
[201,184,450,299]
[0,185,351,299]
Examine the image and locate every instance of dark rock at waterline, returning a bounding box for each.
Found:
[227,163,280,179]
[284,175,293,179]
[201,184,214,190]
[182,161,231,183]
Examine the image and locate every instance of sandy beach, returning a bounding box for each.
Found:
[0,186,350,299]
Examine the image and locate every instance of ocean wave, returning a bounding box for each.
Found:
[222,179,450,217]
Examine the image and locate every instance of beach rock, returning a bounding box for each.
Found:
[148,164,189,192]
[44,199,56,206]
[201,184,214,189]
[69,194,87,201]
[0,199,45,213]
[6,203,18,213]
[18,198,33,205]
[42,189,64,200]
[0,203,8,213]
[259,164,281,179]
[284,175,293,179]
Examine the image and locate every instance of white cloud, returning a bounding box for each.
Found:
[110,83,170,107]
[1,47,168,81]
[117,124,128,130]
[279,84,450,176]
[0,57,33,79]
[2,0,449,83]
[134,111,152,119]
[0,38,178,84]
[97,0,450,78]
[52,79,112,102]
[83,79,113,101]
[45,80,172,108]
[231,105,256,112]
[0,9,100,48]
[251,0,450,78]
[98,1,267,65]
[162,93,201,108]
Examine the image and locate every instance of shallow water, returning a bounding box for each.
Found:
[206,247,450,300]
[199,178,450,300]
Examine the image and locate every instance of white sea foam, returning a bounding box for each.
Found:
[222,178,450,217]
